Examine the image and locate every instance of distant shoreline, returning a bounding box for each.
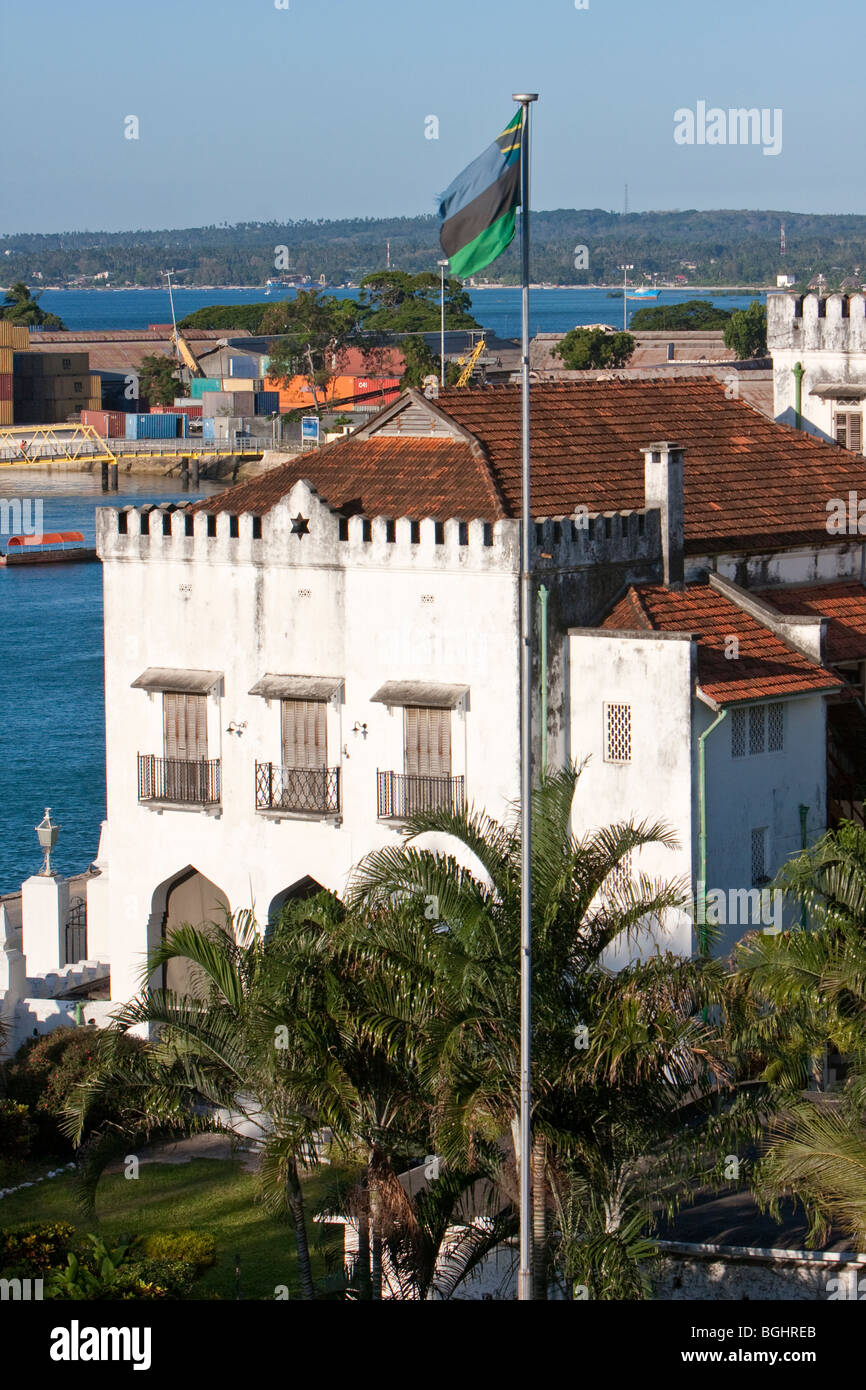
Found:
[23,283,772,295]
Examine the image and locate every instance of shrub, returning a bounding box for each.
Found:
[2,1027,144,1156]
[0,1222,77,1274]
[0,1100,35,1162]
[139,1230,216,1270]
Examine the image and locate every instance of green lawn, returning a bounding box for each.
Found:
[0,1159,344,1300]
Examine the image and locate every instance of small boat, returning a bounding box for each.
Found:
[628,288,661,300]
[0,531,97,566]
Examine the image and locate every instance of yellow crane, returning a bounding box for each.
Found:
[164,269,204,379]
[455,337,486,387]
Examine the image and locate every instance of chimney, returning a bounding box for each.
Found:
[643,441,684,586]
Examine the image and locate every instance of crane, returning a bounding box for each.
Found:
[164,269,204,379]
[455,337,486,387]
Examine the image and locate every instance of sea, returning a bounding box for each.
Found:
[0,285,763,895]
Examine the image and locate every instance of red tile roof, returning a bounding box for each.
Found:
[758,582,866,664]
[437,380,864,554]
[197,380,866,556]
[195,435,506,521]
[601,582,843,705]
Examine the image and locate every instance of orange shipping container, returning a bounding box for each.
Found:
[0,400,14,425]
[11,325,29,352]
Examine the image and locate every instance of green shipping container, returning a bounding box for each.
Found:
[190,377,223,399]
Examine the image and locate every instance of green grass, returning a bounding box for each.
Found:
[0,1159,343,1300]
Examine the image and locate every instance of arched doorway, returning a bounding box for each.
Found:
[160,868,231,995]
[265,876,327,940]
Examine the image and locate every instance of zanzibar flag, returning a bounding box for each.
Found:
[438,111,522,279]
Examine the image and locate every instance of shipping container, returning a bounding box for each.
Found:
[201,417,215,440]
[11,325,29,352]
[0,348,12,374]
[0,400,13,426]
[0,322,14,349]
[125,412,182,440]
[220,378,259,394]
[81,409,126,437]
[190,377,223,399]
[228,356,259,379]
[0,374,12,402]
[14,351,90,377]
[152,404,203,418]
[254,391,279,415]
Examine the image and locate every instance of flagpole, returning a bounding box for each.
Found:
[513,88,538,1304]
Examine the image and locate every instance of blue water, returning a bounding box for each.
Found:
[0,473,221,894]
[32,286,764,340]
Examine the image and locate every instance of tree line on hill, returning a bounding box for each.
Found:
[4,210,866,288]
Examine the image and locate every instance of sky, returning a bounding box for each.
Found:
[0,0,863,234]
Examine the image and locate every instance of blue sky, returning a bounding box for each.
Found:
[1,0,862,233]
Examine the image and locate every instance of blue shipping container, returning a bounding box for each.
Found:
[125,413,181,440]
[202,418,215,439]
[254,392,279,415]
[229,356,259,379]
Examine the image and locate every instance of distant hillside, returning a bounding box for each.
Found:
[2,210,864,288]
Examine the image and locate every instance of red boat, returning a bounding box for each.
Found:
[0,531,97,566]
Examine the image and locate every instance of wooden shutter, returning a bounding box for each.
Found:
[404,706,451,776]
[163,693,208,760]
[281,699,326,769]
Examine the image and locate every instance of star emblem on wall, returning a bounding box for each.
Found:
[290,513,310,539]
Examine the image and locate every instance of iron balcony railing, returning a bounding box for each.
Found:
[138,754,221,806]
[377,771,465,819]
[256,762,341,815]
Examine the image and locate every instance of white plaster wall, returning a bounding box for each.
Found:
[96,486,521,1005]
[769,292,866,438]
[568,631,696,963]
[699,694,826,959]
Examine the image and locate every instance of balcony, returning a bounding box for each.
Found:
[256,762,341,816]
[377,770,465,820]
[138,754,221,807]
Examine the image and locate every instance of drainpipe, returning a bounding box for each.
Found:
[697,707,728,956]
[538,585,549,780]
[799,804,809,928]
[793,361,804,430]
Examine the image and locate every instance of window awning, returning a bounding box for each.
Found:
[810,382,866,401]
[249,674,343,701]
[370,681,469,709]
[131,667,223,695]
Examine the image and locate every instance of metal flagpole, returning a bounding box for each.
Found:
[513,88,538,1304]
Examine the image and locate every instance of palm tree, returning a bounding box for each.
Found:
[341,765,739,1298]
[65,911,323,1299]
[734,821,866,1246]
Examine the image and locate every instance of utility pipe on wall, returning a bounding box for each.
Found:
[697,707,728,955]
[538,584,548,780]
[793,361,804,430]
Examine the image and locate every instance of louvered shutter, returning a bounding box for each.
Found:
[163,693,208,760]
[404,706,451,776]
[281,700,326,768]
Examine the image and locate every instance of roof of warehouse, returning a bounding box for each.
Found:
[600,582,843,705]
[194,380,866,552]
[757,581,866,664]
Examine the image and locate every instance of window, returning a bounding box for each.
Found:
[362,519,372,543]
[604,703,631,763]
[163,692,208,761]
[751,827,768,886]
[338,517,349,541]
[62,357,71,369]
[836,412,862,452]
[404,706,451,777]
[281,699,326,769]
[140,511,150,535]
[733,703,784,758]
[73,381,83,393]
[118,512,128,535]
[483,523,493,547]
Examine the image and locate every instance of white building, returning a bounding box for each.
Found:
[769,291,866,447]
[5,379,866,1043]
